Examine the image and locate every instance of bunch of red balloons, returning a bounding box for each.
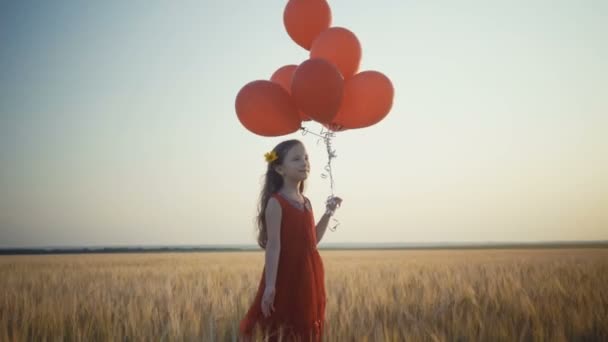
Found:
[236,0,394,137]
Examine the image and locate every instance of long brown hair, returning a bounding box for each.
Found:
[256,140,306,249]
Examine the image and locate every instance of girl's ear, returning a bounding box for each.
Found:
[274,165,284,176]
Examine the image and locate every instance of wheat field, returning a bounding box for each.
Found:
[1,248,607,341]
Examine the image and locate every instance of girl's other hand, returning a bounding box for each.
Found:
[261,286,276,318]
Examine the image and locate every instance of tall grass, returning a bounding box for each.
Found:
[1,249,606,341]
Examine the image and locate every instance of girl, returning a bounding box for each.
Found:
[239,139,342,342]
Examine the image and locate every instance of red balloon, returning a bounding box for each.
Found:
[332,71,394,129]
[270,65,311,122]
[291,58,344,124]
[270,65,297,94]
[323,122,348,132]
[283,0,332,50]
[311,27,362,79]
[235,80,302,137]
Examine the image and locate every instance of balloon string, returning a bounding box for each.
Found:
[300,126,340,232]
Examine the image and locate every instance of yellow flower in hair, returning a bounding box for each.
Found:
[264,151,278,163]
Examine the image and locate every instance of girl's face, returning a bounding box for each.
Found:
[276,143,310,182]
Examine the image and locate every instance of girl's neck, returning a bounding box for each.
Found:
[280,180,302,197]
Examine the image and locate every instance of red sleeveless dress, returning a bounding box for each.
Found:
[239,192,326,341]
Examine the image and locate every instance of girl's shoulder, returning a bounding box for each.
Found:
[269,192,284,207]
[303,196,311,206]
[303,196,312,211]
[268,194,281,203]
[266,195,281,213]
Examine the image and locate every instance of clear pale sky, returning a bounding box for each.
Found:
[1,1,606,248]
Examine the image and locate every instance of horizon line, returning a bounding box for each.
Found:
[2,239,607,250]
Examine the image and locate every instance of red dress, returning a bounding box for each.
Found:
[240,192,326,341]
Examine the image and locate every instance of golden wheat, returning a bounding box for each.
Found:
[1,249,607,341]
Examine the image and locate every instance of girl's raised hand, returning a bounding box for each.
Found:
[326,196,343,215]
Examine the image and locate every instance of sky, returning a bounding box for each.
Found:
[0,0,606,248]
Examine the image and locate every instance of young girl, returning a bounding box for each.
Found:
[239,139,342,342]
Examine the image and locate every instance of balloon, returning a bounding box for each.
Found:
[323,122,348,132]
[291,58,344,124]
[270,65,297,93]
[332,71,394,129]
[283,0,332,50]
[310,27,361,79]
[235,80,302,137]
[270,65,311,122]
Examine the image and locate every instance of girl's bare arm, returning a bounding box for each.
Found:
[264,198,282,289]
[316,213,331,244]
